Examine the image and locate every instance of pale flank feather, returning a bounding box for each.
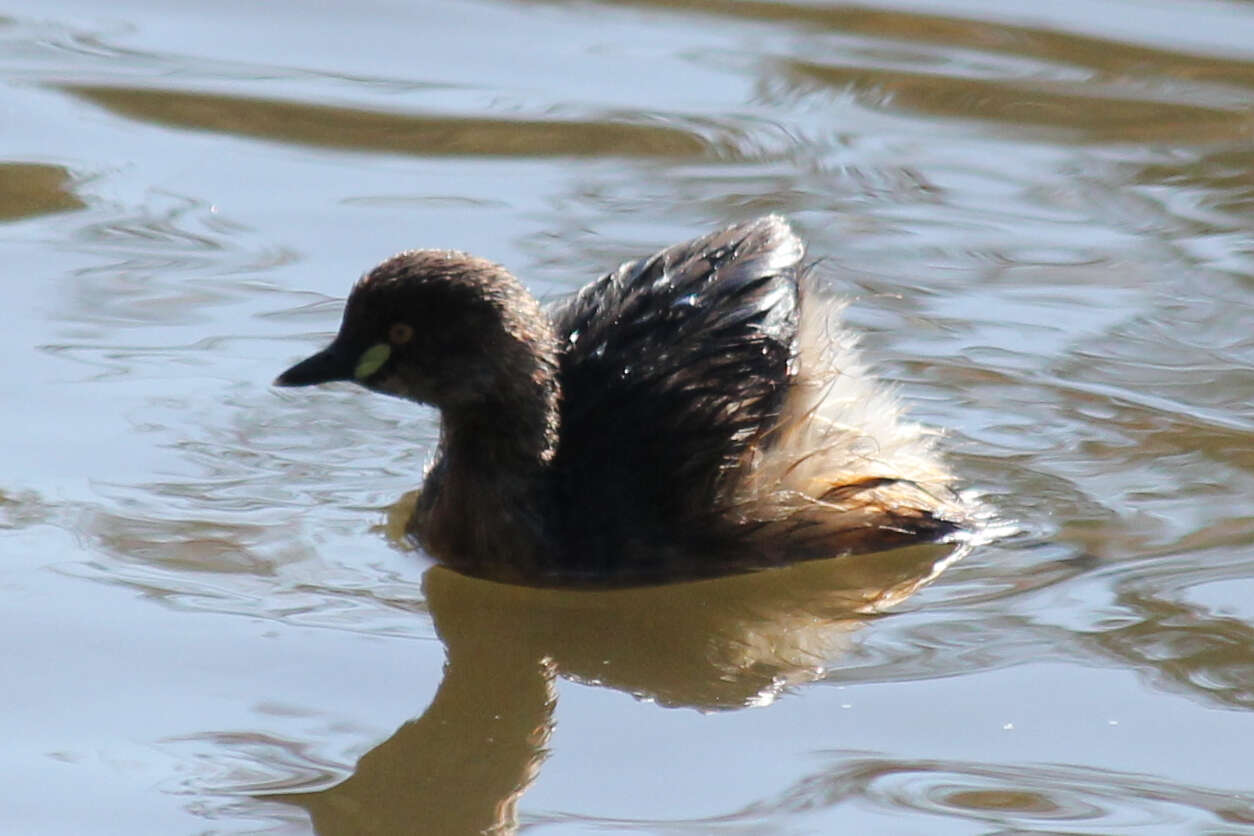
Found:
[731,283,967,550]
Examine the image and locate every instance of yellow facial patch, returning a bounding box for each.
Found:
[354,343,392,380]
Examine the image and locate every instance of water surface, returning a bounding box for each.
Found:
[3,0,1253,833]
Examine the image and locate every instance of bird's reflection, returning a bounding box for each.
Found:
[272,539,962,834]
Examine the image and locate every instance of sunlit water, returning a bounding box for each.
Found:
[3,0,1253,833]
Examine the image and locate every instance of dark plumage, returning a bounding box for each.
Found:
[276,217,971,586]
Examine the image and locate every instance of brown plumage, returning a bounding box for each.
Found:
[276,217,973,586]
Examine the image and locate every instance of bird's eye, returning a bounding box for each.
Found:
[389,322,415,344]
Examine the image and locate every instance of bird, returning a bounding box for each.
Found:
[275,216,973,586]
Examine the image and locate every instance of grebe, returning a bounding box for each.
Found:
[276,217,970,585]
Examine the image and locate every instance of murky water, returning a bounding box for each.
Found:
[3,0,1253,832]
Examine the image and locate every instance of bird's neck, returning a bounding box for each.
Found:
[411,380,562,582]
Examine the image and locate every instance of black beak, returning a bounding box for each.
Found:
[274,341,355,387]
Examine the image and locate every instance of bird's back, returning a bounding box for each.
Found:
[547,216,967,582]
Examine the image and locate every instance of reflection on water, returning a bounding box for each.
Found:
[2,0,1254,831]
[64,85,715,160]
[0,162,82,221]
[1088,556,1254,712]
[273,546,957,834]
[782,59,1254,143]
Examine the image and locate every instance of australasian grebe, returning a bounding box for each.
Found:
[276,217,972,585]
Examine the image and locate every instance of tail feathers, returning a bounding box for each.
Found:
[735,474,967,557]
[725,279,972,555]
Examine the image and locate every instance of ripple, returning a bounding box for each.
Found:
[161,730,346,795]
[782,59,1254,144]
[525,755,1254,832]
[62,84,721,160]
[830,757,1254,830]
[576,0,1254,92]
[46,381,438,637]
[1079,554,1254,711]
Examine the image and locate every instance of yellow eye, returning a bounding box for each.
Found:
[389,322,414,344]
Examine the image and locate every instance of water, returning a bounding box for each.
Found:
[3,0,1253,832]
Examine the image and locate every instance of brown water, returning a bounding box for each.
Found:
[3,0,1253,833]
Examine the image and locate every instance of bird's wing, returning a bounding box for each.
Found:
[549,216,803,562]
